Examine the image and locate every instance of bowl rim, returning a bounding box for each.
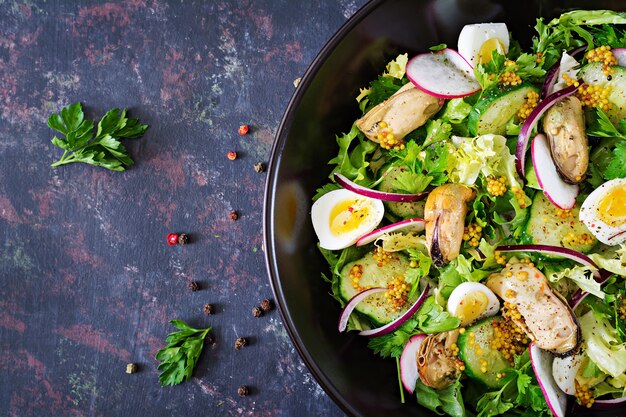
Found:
[262,0,384,415]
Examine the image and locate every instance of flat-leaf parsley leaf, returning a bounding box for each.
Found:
[156,320,212,386]
[48,102,148,171]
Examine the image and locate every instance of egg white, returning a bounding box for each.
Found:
[311,189,384,251]
[446,282,500,326]
[457,23,509,67]
[580,178,626,245]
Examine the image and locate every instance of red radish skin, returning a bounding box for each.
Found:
[529,344,568,417]
[531,134,579,210]
[406,48,481,98]
[359,284,430,337]
[356,218,425,246]
[516,82,582,178]
[338,288,387,332]
[400,334,426,393]
[495,244,601,279]
[334,173,428,203]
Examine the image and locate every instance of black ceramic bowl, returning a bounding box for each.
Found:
[264,1,625,416]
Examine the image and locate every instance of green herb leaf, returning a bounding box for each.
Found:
[156,320,212,386]
[415,296,461,333]
[605,142,626,180]
[48,102,148,171]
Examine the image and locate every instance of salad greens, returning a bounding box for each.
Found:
[313,8,626,417]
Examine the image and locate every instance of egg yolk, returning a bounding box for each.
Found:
[454,291,489,325]
[478,38,506,64]
[329,199,370,236]
[597,184,626,227]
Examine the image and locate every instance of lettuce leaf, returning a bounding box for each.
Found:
[589,244,626,276]
[449,134,523,190]
[544,265,605,299]
[383,53,409,79]
[328,123,377,183]
[414,378,466,417]
[580,310,626,378]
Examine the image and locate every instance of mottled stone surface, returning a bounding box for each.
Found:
[0,1,366,416]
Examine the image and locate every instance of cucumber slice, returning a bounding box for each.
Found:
[524,192,596,253]
[457,317,509,388]
[468,83,538,136]
[580,62,626,124]
[339,252,412,326]
[377,165,425,218]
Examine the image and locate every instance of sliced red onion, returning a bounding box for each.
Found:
[334,173,428,203]
[495,244,600,279]
[529,344,568,417]
[338,288,387,332]
[531,133,579,209]
[541,46,586,98]
[592,396,626,409]
[400,334,426,394]
[359,284,430,337]
[406,48,480,98]
[516,81,582,179]
[356,218,425,246]
[613,48,626,68]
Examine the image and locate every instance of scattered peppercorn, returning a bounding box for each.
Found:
[227,151,237,160]
[203,303,215,315]
[252,306,263,318]
[234,337,247,350]
[229,210,239,221]
[260,299,273,312]
[188,281,200,292]
[177,233,190,245]
[254,162,265,173]
[167,233,179,246]
[126,363,138,374]
[238,125,249,135]
[237,385,249,396]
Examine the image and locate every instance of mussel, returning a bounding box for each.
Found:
[542,96,589,184]
[424,184,476,266]
[486,262,581,357]
[416,330,464,389]
[356,82,443,143]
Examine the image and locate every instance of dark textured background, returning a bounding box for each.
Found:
[0,1,367,415]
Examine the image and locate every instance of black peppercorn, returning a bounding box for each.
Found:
[177,233,190,245]
[237,385,249,396]
[203,303,215,315]
[252,306,263,318]
[188,281,200,292]
[234,337,247,350]
[254,162,266,173]
[229,210,239,221]
[260,299,273,312]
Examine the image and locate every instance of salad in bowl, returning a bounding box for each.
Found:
[311,9,626,417]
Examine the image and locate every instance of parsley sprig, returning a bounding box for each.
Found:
[156,320,212,386]
[48,102,148,171]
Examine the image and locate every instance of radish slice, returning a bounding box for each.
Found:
[359,284,430,337]
[530,343,568,417]
[495,244,601,279]
[613,48,626,67]
[531,133,579,210]
[334,173,428,203]
[516,82,581,179]
[400,334,426,394]
[338,288,387,332]
[356,218,425,246]
[406,48,481,98]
